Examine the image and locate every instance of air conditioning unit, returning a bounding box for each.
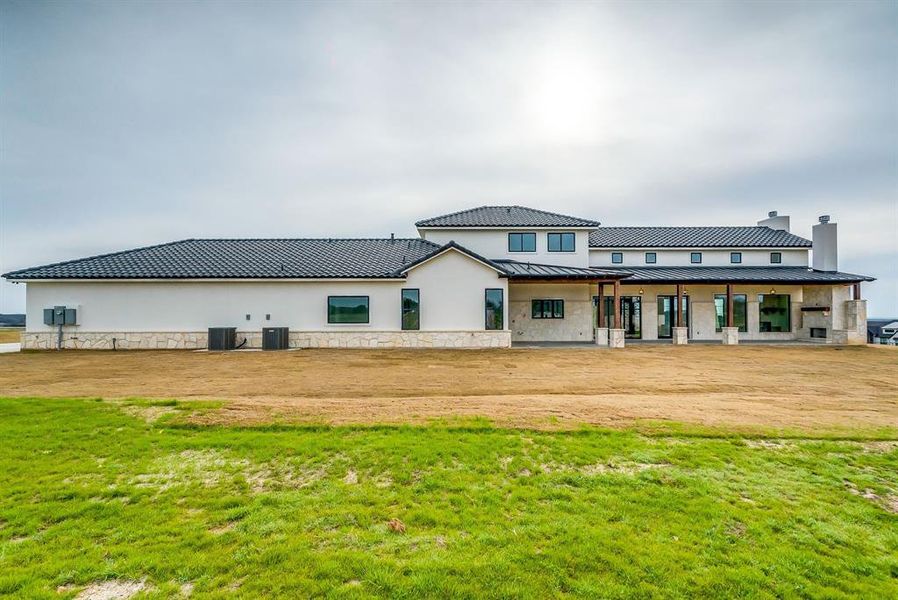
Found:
[262,327,289,350]
[207,327,237,351]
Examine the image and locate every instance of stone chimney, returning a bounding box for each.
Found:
[757,210,790,232]
[812,215,838,272]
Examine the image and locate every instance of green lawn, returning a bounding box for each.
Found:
[0,398,896,598]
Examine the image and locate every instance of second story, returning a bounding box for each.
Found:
[587,211,813,268]
[416,206,598,268]
[414,206,839,272]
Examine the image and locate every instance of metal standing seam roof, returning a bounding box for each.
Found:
[415,205,601,228]
[588,227,812,248]
[492,260,630,279]
[601,266,875,284]
[1,238,445,280]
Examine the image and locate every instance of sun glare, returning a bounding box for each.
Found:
[525,45,603,143]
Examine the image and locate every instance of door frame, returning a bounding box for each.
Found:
[656,294,690,339]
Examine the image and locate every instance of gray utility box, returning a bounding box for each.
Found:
[44,306,77,326]
[208,327,237,351]
[262,327,289,350]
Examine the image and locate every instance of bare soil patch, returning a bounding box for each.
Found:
[1,346,895,431]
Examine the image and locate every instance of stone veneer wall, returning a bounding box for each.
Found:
[21,330,511,350]
[509,300,594,342]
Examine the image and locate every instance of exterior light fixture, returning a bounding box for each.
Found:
[638,288,644,295]
[770,288,776,294]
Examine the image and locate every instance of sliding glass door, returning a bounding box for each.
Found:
[593,296,642,339]
[657,295,689,339]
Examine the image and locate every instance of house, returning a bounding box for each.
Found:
[2,206,874,350]
[867,319,898,345]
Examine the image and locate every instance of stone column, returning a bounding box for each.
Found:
[721,326,739,345]
[609,328,626,348]
[672,327,689,345]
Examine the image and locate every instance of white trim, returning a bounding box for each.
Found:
[417,226,597,231]
[588,246,809,251]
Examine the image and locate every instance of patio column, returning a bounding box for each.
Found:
[609,279,625,348]
[673,283,688,345]
[722,283,738,345]
[595,282,609,346]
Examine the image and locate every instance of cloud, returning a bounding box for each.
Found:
[1,0,896,315]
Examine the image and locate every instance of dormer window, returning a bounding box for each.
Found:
[548,232,575,252]
[508,232,536,253]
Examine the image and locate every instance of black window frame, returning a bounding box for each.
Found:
[507,232,537,253]
[770,251,782,264]
[644,252,657,264]
[611,252,623,264]
[401,288,420,331]
[531,299,564,319]
[547,232,576,253]
[713,293,748,333]
[758,293,791,332]
[730,252,742,264]
[690,252,702,264]
[485,288,504,330]
[327,295,370,324]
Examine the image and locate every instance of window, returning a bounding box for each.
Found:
[401,289,420,330]
[328,296,369,324]
[690,252,702,264]
[644,252,657,264]
[714,294,747,332]
[547,232,575,252]
[730,252,742,264]
[758,294,791,332]
[508,232,536,253]
[770,252,782,264]
[532,299,564,319]
[611,252,623,264]
[485,289,504,330]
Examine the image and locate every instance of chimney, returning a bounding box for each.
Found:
[757,210,790,232]
[812,215,837,272]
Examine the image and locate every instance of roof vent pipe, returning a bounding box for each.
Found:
[391,233,395,242]
[757,211,790,232]
[812,215,838,271]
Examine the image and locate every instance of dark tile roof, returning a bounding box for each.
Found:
[416,205,600,228]
[589,227,812,248]
[601,266,874,284]
[2,238,443,280]
[493,260,629,280]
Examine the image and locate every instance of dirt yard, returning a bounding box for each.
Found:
[1,345,895,432]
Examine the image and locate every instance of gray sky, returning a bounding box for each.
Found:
[2,0,896,316]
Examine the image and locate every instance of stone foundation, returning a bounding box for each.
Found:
[672,327,689,345]
[721,327,739,345]
[609,328,626,348]
[21,330,512,350]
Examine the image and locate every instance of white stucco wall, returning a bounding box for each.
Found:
[23,249,508,335]
[420,229,591,267]
[589,248,808,267]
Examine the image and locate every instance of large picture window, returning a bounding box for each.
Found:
[401,289,420,330]
[714,294,747,332]
[328,296,369,324]
[485,289,504,330]
[547,232,575,252]
[758,294,791,332]
[508,232,536,252]
[531,299,564,319]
